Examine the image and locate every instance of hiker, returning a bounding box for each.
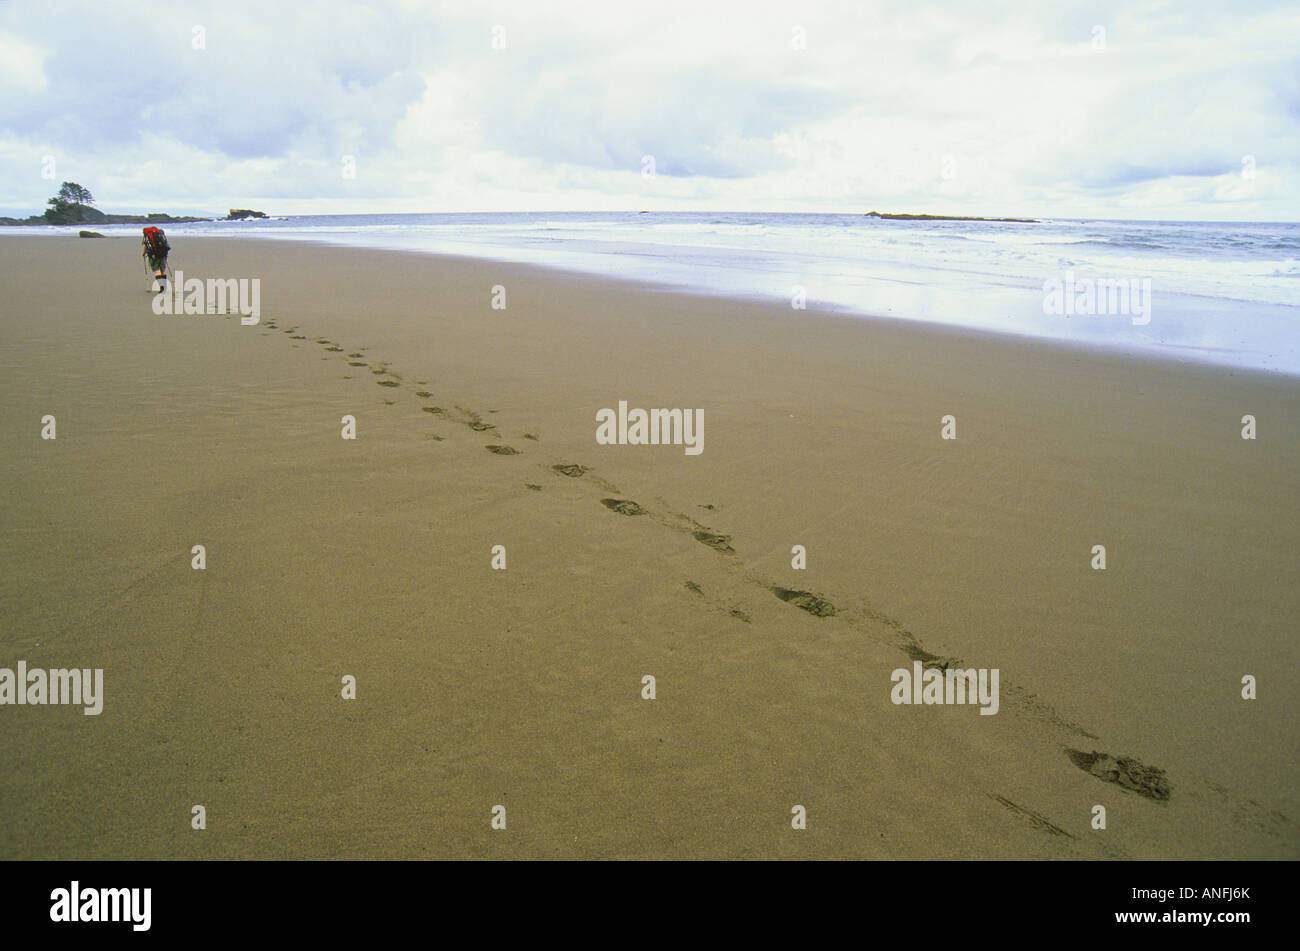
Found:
[141,226,170,290]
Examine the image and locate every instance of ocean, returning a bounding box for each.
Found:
[9,212,1300,374]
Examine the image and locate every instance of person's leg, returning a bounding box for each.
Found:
[148,254,166,290]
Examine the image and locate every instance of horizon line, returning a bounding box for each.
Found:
[4,208,1299,226]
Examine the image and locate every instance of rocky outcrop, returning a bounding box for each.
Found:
[865,211,1039,223]
[1,207,208,226]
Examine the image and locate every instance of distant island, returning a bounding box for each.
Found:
[0,207,209,226]
[866,211,1038,223]
[0,181,266,227]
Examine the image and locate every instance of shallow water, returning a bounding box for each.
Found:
[8,212,1298,374]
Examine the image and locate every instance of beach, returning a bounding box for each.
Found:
[1,234,1296,860]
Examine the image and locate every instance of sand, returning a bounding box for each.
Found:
[1,234,1296,860]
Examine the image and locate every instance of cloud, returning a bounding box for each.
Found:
[0,31,48,94]
[0,0,1296,218]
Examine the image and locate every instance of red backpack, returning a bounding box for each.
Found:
[143,226,169,256]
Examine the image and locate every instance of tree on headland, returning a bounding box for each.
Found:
[45,181,101,224]
[57,182,95,206]
[0,184,207,226]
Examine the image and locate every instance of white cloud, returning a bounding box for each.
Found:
[0,0,1296,219]
[0,31,48,93]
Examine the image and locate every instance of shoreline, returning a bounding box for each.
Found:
[2,235,1296,860]
[5,232,1296,381]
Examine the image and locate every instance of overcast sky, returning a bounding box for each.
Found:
[1,0,1297,220]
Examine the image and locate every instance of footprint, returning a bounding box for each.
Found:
[349,362,368,367]
[770,587,836,617]
[347,353,363,358]
[692,530,735,555]
[289,335,306,340]
[372,368,387,375]
[468,422,495,432]
[684,580,704,596]
[729,608,752,623]
[525,484,542,491]
[552,464,589,478]
[415,391,432,398]
[377,380,400,388]
[903,644,963,670]
[486,445,519,455]
[421,407,446,416]
[326,346,343,352]
[601,499,646,516]
[1065,750,1171,802]
[522,433,539,441]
